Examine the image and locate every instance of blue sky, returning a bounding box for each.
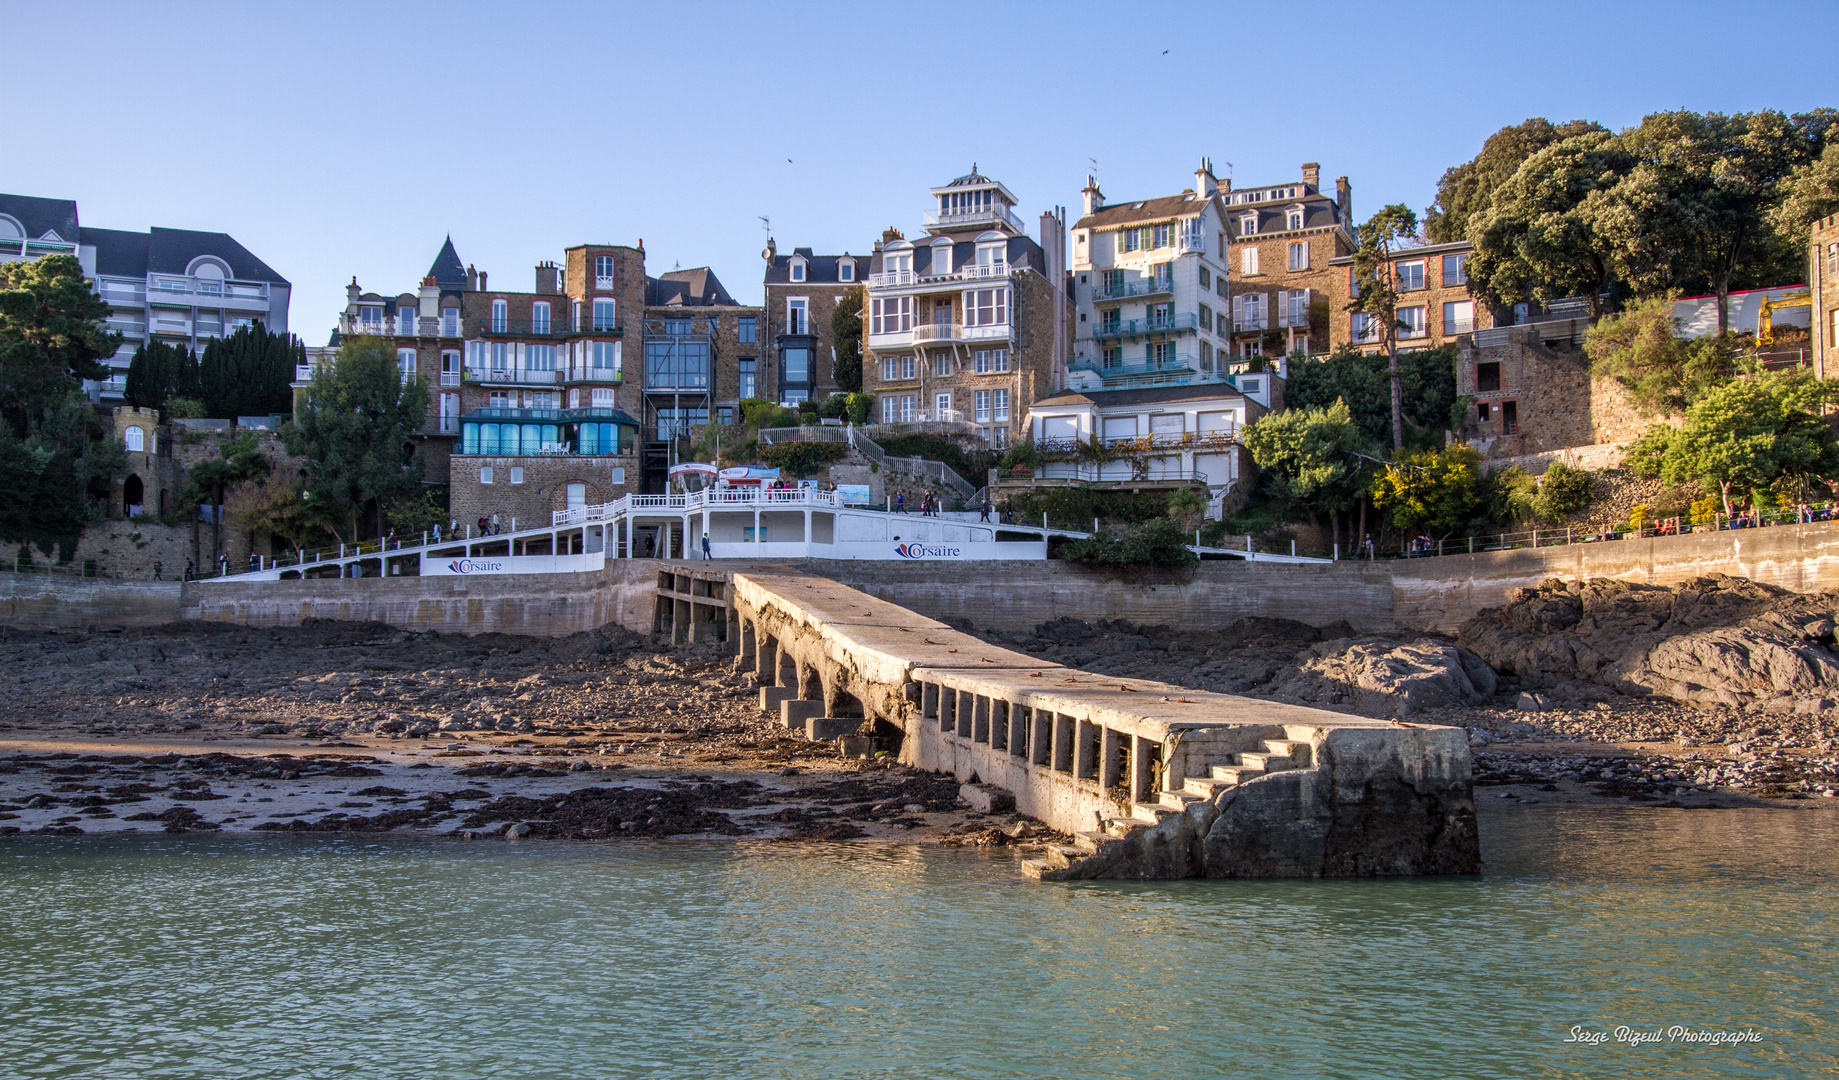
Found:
[6,0,1831,340]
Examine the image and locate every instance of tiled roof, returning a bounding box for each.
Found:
[764,247,866,286]
[1032,382,1251,408]
[1074,192,1214,231]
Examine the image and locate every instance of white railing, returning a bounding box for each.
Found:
[467,368,560,385]
[869,270,915,287]
[550,486,847,526]
[912,322,963,343]
[440,372,461,386]
[922,205,1026,232]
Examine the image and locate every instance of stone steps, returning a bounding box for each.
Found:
[1027,737,1319,882]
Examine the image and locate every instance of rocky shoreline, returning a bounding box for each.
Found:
[7,574,1839,846]
[0,619,1062,846]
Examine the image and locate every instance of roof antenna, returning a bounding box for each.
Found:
[758,215,771,233]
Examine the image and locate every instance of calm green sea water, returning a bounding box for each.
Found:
[1,807,1834,1080]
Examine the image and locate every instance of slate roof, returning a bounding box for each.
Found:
[427,236,466,288]
[1226,193,1344,238]
[646,267,737,306]
[1073,192,1215,231]
[870,234,1049,278]
[764,247,866,286]
[145,227,288,284]
[0,193,80,242]
[85,227,152,278]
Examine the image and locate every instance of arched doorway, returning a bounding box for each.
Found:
[123,475,144,517]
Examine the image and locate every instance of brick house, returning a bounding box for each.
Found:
[1810,214,1839,379]
[1067,161,1232,388]
[861,168,1069,447]
[1222,163,1354,359]
[331,237,472,484]
[642,265,764,441]
[1326,239,1493,352]
[762,241,867,405]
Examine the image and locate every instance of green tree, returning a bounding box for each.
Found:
[1243,398,1376,550]
[1584,296,1738,416]
[1466,130,1632,319]
[1371,445,1486,539]
[226,472,341,551]
[1594,110,1834,333]
[1061,517,1197,566]
[1288,344,1458,453]
[197,322,303,419]
[1425,118,1609,243]
[1773,141,1839,235]
[1624,372,1839,518]
[124,340,200,411]
[0,254,118,435]
[831,285,863,393]
[1348,205,1422,448]
[0,396,125,558]
[283,336,430,540]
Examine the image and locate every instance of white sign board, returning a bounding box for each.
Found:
[423,552,606,576]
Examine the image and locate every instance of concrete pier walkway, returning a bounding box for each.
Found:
[729,571,1478,880]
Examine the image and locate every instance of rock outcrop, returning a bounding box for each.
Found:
[1262,637,1496,718]
[1459,575,1839,709]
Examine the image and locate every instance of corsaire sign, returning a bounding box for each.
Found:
[893,543,962,559]
[422,552,606,576]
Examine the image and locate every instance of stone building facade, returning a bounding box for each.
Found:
[1327,239,1493,352]
[861,169,1068,447]
[763,243,867,405]
[1067,161,1231,387]
[1455,330,1649,460]
[1221,163,1353,359]
[1812,213,1839,380]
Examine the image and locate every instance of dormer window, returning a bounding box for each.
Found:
[838,259,855,282]
[1286,205,1304,230]
[790,258,806,282]
[1240,213,1258,237]
[595,255,615,288]
[931,242,952,276]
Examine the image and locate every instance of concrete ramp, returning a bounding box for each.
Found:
[731,571,1479,881]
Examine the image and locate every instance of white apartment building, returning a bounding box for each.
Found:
[0,193,291,402]
[1067,161,1231,391]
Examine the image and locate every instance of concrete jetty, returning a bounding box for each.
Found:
[730,571,1479,880]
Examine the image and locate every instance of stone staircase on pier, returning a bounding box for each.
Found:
[1023,738,1312,880]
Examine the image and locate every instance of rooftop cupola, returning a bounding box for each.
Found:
[927,165,1023,236]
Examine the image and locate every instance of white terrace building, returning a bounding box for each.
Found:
[1017,372,1283,516]
[1067,161,1231,391]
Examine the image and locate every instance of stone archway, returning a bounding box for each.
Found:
[122,474,145,518]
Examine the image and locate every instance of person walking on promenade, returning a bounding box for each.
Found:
[1001,496,1013,524]
[153,558,162,581]
[490,512,501,535]
[701,532,712,560]
[979,496,992,522]
[895,491,906,514]
[184,557,195,581]
[218,553,229,577]
[922,489,934,517]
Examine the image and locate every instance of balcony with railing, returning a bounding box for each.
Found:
[1091,276,1173,302]
[922,205,1025,232]
[1092,312,1198,340]
[464,367,561,386]
[1070,352,1229,390]
[1232,312,1268,333]
[869,262,1010,289]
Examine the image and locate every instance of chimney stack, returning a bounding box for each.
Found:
[763,237,777,263]
[1302,162,1321,189]
[1336,176,1352,223]
[1081,176,1104,217]
[345,276,360,310]
[479,269,488,291]
[535,260,560,294]
[1194,159,1218,197]
[418,275,439,319]
[465,264,478,291]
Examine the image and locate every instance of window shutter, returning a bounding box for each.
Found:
[1232,295,1244,328]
